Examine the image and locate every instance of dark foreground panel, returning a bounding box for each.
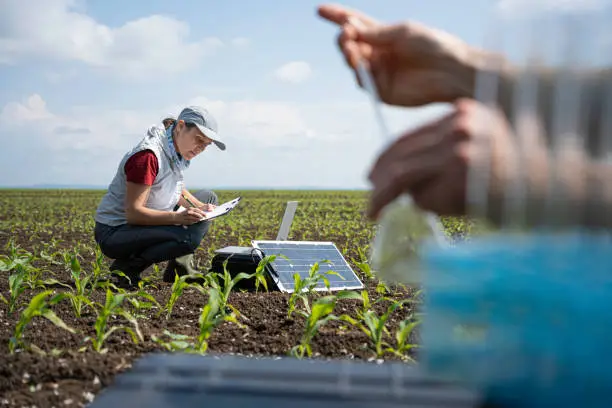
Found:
[89,353,483,408]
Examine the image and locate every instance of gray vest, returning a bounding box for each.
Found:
[95,125,185,226]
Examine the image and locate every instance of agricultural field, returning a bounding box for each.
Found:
[0,189,473,407]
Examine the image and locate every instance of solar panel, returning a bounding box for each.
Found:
[251,240,364,293]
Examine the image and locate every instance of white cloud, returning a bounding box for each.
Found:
[497,0,610,15]
[0,94,318,157]
[0,0,234,78]
[0,94,54,122]
[0,93,450,188]
[190,98,313,145]
[273,61,313,84]
[0,94,151,153]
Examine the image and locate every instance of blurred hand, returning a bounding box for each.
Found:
[317,4,479,107]
[366,99,548,220]
[199,203,217,212]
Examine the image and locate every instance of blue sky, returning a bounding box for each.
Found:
[0,0,607,189]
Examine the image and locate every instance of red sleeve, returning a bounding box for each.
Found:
[124,150,159,186]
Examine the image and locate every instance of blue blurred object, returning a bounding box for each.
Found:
[419,231,612,408]
[87,353,482,408]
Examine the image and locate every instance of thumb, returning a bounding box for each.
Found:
[354,23,407,46]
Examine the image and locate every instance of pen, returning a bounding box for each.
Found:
[182,194,198,208]
[181,194,205,228]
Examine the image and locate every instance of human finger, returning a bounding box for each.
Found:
[183,215,200,224]
[187,208,206,219]
[368,110,460,185]
[317,4,378,27]
[337,26,372,71]
[342,41,365,88]
[180,215,198,225]
[366,142,460,219]
[353,22,413,47]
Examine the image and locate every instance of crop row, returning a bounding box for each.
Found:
[1,237,421,360]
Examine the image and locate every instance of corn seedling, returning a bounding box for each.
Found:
[164,273,195,319]
[0,245,46,291]
[38,249,65,267]
[195,286,240,354]
[375,280,391,295]
[291,290,362,359]
[203,260,259,319]
[2,266,28,314]
[254,255,277,293]
[89,246,108,285]
[83,288,143,353]
[355,290,373,319]
[0,239,33,271]
[389,315,421,362]
[61,251,102,317]
[352,246,374,280]
[9,290,75,354]
[0,242,50,306]
[128,286,161,319]
[151,329,194,352]
[287,261,343,318]
[340,298,411,358]
[205,262,248,306]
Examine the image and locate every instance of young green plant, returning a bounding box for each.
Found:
[287,261,344,319]
[389,315,421,361]
[340,298,411,358]
[61,251,98,317]
[9,290,75,354]
[164,273,195,319]
[151,330,194,352]
[290,290,361,359]
[194,286,240,354]
[203,259,264,320]
[83,288,143,353]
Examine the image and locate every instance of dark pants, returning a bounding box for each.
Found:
[94,190,219,265]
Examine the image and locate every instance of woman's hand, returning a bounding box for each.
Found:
[317,4,481,107]
[174,207,208,225]
[199,203,217,212]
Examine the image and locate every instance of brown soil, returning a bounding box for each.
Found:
[0,228,420,407]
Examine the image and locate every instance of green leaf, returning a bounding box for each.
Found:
[335,290,362,301]
[41,309,76,334]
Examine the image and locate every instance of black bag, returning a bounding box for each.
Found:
[208,246,274,291]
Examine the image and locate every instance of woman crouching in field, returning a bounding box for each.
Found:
[93,106,226,289]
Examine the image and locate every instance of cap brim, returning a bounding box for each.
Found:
[196,124,226,151]
[213,140,226,151]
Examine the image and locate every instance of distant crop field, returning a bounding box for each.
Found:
[0,189,473,407]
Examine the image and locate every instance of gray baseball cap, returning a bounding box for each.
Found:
[177,105,226,151]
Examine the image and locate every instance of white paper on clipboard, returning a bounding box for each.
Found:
[177,196,242,222]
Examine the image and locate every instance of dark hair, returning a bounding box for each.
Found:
[162,118,176,130]
[170,121,197,135]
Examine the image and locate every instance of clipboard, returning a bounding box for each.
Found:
[176,196,242,222]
